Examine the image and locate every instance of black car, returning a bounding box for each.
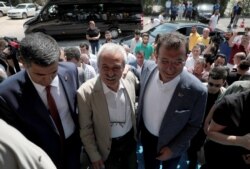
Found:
[23,0,143,39]
[120,22,223,46]
[193,3,214,24]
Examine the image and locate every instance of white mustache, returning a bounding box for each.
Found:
[106,76,116,81]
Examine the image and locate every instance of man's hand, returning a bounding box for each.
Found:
[240,133,250,150]
[92,160,105,169]
[156,146,173,161]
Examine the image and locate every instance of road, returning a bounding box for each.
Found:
[0,15,249,47]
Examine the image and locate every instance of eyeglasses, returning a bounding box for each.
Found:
[208,82,222,88]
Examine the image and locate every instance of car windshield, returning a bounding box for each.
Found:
[150,24,176,37]
[16,5,26,9]
[197,4,213,11]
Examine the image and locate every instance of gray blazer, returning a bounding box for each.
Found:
[77,72,139,162]
[137,61,207,158]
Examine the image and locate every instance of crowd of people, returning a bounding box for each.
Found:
[0,2,249,169]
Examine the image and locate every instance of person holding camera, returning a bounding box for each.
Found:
[228,32,250,66]
[0,38,22,81]
[0,38,8,82]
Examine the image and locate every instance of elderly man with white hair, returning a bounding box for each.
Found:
[77,43,139,169]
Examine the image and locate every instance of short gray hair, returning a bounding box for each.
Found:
[97,43,127,67]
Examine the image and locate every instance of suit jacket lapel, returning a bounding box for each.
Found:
[23,72,57,132]
[58,71,75,114]
[93,77,111,136]
[121,78,134,109]
[140,64,157,100]
[159,71,189,130]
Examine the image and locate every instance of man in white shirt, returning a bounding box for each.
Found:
[209,10,219,32]
[185,45,202,72]
[80,53,97,80]
[79,42,98,73]
[137,32,207,169]
[77,43,139,169]
[130,30,142,54]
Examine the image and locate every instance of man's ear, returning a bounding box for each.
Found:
[155,53,158,64]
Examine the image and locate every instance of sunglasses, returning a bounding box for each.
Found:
[208,82,222,88]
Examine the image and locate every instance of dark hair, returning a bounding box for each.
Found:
[156,32,187,55]
[215,53,226,63]
[238,60,250,71]
[105,30,111,34]
[20,32,60,67]
[154,34,161,44]
[134,29,141,35]
[204,54,215,65]
[0,38,7,52]
[209,66,228,80]
[79,42,89,50]
[142,33,149,38]
[64,47,81,61]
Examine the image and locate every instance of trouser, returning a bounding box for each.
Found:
[228,15,236,26]
[233,15,240,26]
[141,124,181,169]
[187,129,206,169]
[89,41,99,54]
[204,140,250,169]
[104,129,137,169]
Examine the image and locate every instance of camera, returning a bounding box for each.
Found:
[237,32,246,35]
[209,31,225,45]
[2,37,21,73]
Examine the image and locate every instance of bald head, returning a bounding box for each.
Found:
[203,28,210,38]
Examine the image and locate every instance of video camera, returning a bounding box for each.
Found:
[209,31,225,45]
[3,36,21,73]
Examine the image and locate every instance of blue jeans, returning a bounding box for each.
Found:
[89,41,99,54]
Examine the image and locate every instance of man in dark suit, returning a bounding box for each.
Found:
[137,32,207,169]
[0,32,81,169]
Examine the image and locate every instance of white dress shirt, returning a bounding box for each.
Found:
[30,75,75,138]
[143,70,180,136]
[102,81,132,138]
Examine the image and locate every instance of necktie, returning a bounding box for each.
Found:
[45,85,65,143]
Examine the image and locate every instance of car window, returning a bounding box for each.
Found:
[185,26,192,36]
[177,27,187,36]
[16,5,26,9]
[0,3,3,7]
[150,24,176,37]
[196,26,205,34]
[197,4,213,11]
[28,5,36,8]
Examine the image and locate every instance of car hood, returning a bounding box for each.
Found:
[24,17,37,26]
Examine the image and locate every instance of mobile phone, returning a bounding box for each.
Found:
[237,32,246,35]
